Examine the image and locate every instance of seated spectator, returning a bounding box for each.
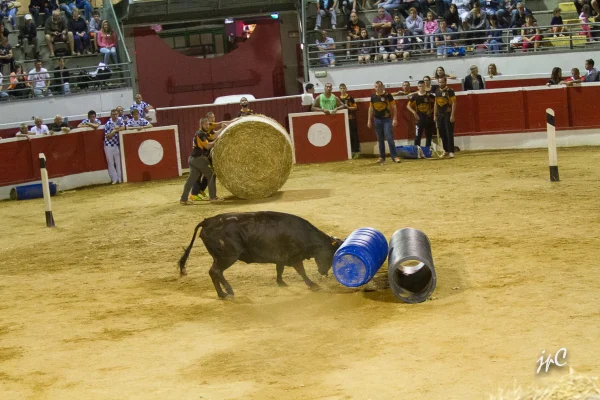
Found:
[0,24,7,43]
[376,34,396,61]
[76,0,92,21]
[0,36,14,75]
[339,0,357,23]
[453,0,471,29]
[316,30,336,66]
[392,80,412,95]
[485,15,503,53]
[405,7,424,43]
[8,64,29,98]
[375,0,401,12]
[433,66,456,81]
[510,2,530,29]
[424,11,438,54]
[560,67,582,85]
[466,2,488,45]
[0,70,8,100]
[521,14,541,52]
[47,114,71,134]
[78,110,102,128]
[28,60,51,97]
[52,57,71,95]
[356,28,374,63]
[19,15,39,60]
[45,9,74,57]
[546,67,562,86]
[487,63,501,77]
[28,0,53,28]
[397,0,422,18]
[69,9,90,55]
[58,0,76,18]
[372,7,393,37]
[346,12,366,58]
[0,0,19,29]
[30,117,51,135]
[484,0,503,19]
[435,19,456,57]
[98,20,118,65]
[550,7,565,37]
[583,58,599,81]
[315,0,337,30]
[15,124,33,137]
[444,4,460,31]
[126,109,153,130]
[393,23,412,60]
[88,11,102,54]
[463,65,484,90]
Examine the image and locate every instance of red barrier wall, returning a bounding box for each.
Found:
[484,77,549,89]
[133,21,285,108]
[0,129,107,186]
[0,117,111,140]
[157,96,304,168]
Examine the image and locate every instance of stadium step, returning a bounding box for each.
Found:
[558,2,577,12]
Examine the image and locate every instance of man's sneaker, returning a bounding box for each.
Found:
[190,192,209,201]
[449,152,455,158]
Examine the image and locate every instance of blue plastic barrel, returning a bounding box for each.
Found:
[332,227,388,287]
[10,183,57,201]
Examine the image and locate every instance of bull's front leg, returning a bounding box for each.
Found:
[292,261,319,290]
[276,263,288,287]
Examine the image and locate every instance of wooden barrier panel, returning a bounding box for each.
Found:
[0,139,34,186]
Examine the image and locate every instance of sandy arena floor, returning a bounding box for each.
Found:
[1,147,599,400]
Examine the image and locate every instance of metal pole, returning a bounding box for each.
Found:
[301,0,310,84]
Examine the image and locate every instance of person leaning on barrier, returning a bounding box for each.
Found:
[116,105,129,124]
[78,110,101,129]
[15,123,33,138]
[561,67,582,86]
[47,114,71,135]
[392,80,413,96]
[30,117,51,136]
[463,65,484,90]
[126,109,153,130]
[302,83,315,110]
[311,82,345,115]
[131,93,154,119]
[237,97,254,117]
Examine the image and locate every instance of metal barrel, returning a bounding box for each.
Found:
[387,228,436,304]
[332,227,388,287]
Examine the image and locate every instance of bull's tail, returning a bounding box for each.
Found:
[178,220,205,276]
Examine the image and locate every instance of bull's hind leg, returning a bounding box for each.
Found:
[292,262,319,290]
[276,263,288,287]
[209,257,237,298]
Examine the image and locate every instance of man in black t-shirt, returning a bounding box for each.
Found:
[407,80,435,148]
[367,80,400,163]
[346,12,366,58]
[47,114,71,134]
[433,76,457,158]
[237,97,254,117]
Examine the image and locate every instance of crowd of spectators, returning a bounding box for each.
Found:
[314,0,598,66]
[0,1,118,64]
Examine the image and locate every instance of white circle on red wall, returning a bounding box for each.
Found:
[138,139,164,166]
[307,123,332,147]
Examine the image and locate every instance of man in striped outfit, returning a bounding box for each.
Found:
[104,109,125,184]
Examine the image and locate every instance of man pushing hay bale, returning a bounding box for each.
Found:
[211,115,293,200]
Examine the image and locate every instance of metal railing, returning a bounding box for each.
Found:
[103,0,133,86]
[0,63,133,101]
[305,20,600,67]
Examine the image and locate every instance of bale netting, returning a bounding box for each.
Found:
[489,370,600,400]
[212,115,293,200]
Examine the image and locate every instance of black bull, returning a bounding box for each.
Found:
[179,211,344,298]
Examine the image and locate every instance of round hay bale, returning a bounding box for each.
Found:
[212,114,293,200]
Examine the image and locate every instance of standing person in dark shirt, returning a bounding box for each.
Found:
[407,80,435,148]
[367,80,400,163]
[339,83,360,158]
[237,97,254,117]
[433,76,457,158]
[180,117,223,204]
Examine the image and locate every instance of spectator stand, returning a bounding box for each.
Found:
[1,0,133,103]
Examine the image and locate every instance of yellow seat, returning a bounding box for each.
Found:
[546,35,588,47]
[559,2,577,12]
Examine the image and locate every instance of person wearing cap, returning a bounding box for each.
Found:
[19,14,39,60]
[237,97,254,117]
[463,65,484,90]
